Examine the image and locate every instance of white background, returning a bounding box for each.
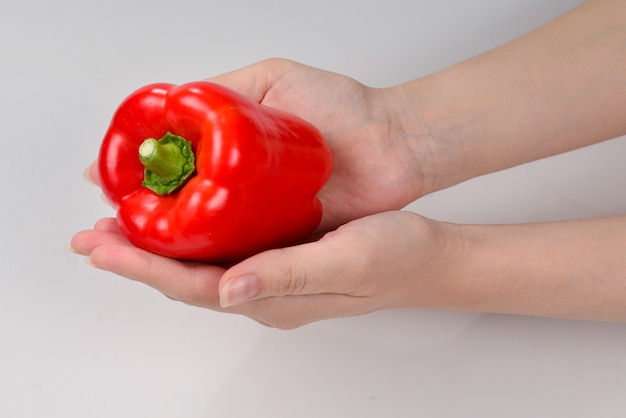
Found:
[2,0,626,417]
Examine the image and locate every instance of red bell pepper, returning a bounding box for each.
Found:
[97,81,332,262]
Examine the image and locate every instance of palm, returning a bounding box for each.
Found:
[260,67,425,230]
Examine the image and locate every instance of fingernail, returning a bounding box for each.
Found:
[220,274,259,308]
[66,244,88,256]
[65,245,79,254]
[84,257,102,269]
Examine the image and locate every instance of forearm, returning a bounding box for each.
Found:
[431,215,626,322]
[389,0,626,193]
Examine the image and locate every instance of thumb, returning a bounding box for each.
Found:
[218,238,353,308]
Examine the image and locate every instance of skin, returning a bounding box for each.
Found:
[71,0,626,329]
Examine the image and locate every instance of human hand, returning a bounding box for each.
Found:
[73,59,453,328]
[71,211,459,329]
[206,58,433,230]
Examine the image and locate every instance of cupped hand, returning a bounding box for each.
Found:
[73,59,445,328]
[71,211,457,329]
[206,58,431,230]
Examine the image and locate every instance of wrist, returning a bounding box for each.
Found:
[381,78,472,196]
[390,215,482,311]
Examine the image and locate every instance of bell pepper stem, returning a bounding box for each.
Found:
[139,132,195,195]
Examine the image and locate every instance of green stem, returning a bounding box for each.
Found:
[139,132,195,195]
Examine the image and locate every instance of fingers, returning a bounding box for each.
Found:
[87,244,225,308]
[71,218,225,308]
[83,161,100,186]
[83,162,118,208]
[70,218,129,255]
[93,217,121,233]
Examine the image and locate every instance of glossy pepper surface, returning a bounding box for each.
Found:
[98,81,332,262]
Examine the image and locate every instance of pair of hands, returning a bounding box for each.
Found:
[71,58,448,329]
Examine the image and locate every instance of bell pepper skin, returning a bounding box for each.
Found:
[98,81,332,262]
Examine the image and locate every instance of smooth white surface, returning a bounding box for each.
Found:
[2,0,626,417]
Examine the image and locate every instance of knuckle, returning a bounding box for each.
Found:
[273,263,308,296]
